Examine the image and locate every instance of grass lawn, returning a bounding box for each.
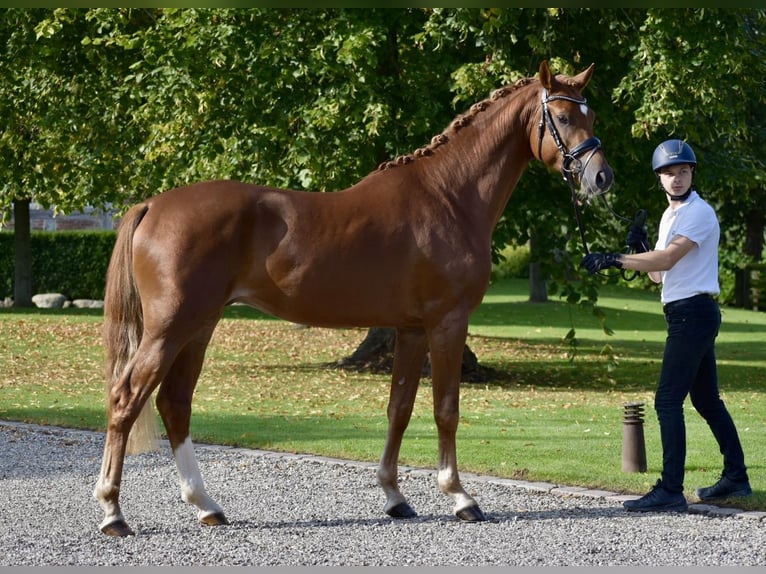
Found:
[1,278,763,510]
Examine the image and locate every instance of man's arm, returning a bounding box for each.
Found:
[621,235,696,282]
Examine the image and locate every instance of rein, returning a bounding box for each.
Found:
[537,88,644,281]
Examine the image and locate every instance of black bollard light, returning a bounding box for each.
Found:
[621,402,647,473]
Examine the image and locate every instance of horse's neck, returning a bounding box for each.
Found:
[423,96,536,229]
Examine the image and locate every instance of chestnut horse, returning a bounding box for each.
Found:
[95,61,613,536]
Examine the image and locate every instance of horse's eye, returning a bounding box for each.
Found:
[556,114,569,126]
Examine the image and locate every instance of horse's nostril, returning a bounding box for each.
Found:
[597,169,614,191]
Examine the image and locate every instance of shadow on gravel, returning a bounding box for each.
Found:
[206,505,629,532]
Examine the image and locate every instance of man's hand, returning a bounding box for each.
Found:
[580,252,623,274]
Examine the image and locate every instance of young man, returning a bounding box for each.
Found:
[581,139,751,512]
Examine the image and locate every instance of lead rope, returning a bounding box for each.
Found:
[568,178,591,256]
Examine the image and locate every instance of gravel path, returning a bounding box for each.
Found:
[1,420,763,567]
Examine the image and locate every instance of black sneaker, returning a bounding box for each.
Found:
[623,480,688,513]
[695,475,752,501]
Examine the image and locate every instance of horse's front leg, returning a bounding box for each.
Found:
[378,327,428,519]
[428,318,487,522]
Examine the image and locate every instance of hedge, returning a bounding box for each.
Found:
[0,231,116,301]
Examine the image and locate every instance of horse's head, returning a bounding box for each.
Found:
[534,61,614,198]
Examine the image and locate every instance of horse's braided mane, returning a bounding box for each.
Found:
[376,76,536,171]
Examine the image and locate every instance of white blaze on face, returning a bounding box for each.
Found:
[580,103,589,117]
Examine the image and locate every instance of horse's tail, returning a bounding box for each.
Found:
[103,203,159,455]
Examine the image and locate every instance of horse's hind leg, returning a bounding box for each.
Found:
[95,338,175,536]
[156,325,228,527]
[96,430,133,536]
[378,327,428,519]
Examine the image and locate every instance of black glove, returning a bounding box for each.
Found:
[580,252,623,274]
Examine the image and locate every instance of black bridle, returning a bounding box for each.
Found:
[537,88,644,281]
[537,88,603,195]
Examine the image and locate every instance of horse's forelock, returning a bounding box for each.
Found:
[556,75,582,90]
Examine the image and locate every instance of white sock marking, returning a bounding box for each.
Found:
[174,437,223,518]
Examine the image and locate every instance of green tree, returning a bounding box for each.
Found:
[0,9,145,304]
[3,7,764,319]
[76,8,459,193]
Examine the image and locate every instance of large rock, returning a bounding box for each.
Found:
[72,299,104,309]
[31,293,68,309]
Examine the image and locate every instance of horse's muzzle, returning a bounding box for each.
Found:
[580,152,614,197]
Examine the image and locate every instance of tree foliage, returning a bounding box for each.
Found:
[1,8,764,311]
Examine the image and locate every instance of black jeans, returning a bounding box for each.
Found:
[655,294,748,493]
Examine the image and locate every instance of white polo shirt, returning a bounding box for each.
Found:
[654,191,720,304]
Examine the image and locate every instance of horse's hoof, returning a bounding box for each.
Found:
[101,519,135,537]
[456,504,487,522]
[200,511,229,526]
[386,502,418,519]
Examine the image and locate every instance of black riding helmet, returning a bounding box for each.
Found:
[652,139,696,201]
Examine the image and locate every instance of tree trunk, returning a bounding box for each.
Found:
[744,187,765,260]
[528,261,548,303]
[528,229,548,302]
[12,198,33,307]
[335,327,503,383]
[336,327,397,373]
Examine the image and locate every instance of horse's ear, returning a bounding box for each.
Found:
[538,60,553,90]
[571,63,595,90]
